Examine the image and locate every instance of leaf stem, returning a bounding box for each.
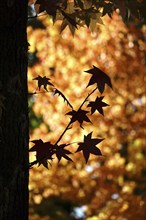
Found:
[29,87,98,168]
[55,121,72,145]
[78,86,98,110]
[55,86,98,145]
[29,160,38,168]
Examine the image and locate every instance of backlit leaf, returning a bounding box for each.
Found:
[54,144,73,162]
[54,89,73,109]
[66,109,91,128]
[87,96,109,115]
[29,139,54,168]
[85,65,112,93]
[76,132,103,163]
[33,75,54,91]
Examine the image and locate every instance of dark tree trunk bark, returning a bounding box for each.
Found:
[0,1,29,219]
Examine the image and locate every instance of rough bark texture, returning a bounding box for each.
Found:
[0,1,29,219]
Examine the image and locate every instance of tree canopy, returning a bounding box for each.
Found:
[29,0,146,34]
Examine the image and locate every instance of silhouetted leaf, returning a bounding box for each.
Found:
[102,3,113,17]
[85,65,112,93]
[85,16,90,27]
[76,132,103,163]
[54,144,73,162]
[29,139,54,168]
[61,11,78,28]
[66,109,91,128]
[54,89,73,109]
[87,96,109,115]
[60,19,68,33]
[35,0,58,20]
[33,75,54,91]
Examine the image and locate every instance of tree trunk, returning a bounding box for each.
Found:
[0,1,29,219]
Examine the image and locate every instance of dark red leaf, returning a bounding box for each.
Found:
[76,132,103,163]
[85,65,112,93]
[102,3,114,17]
[33,75,54,91]
[66,109,91,128]
[29,139,54,168]
[54,144,73,162]
[35,0,58,18]
[87,96,109,115]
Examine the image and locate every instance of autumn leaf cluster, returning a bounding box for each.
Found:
[29,64,112,168]
[29,0,146,34]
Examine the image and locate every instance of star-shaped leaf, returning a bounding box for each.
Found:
[54,144,73,162]
[61,11,78,29]
[85,65,112,93]
[102,3,114,17]
[87,96,109,115]
[35,0,58,20]
[66,109,91,128]
[76,132,103,163]
[29,139,54,168]
[33,75,54,91]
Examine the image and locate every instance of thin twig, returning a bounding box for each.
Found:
[29,160,38,168]
[55,122,72,145]
[28,90,53,96]
[29,86,98,168]
[55,86,98,145]
[27,12,48,20]
[78,86,98,110]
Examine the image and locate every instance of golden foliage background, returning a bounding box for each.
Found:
[28,12,146,220]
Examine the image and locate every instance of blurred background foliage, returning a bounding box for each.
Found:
[28,5,146,220]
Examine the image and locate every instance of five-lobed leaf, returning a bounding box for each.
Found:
[29,140,73,167]
[102,3,114,17]
[76,132,103,163]
[87,96,109,115]
[35,0,58,19]
[61,11,78,29]
[33,75,54,91]
[54,144,73,162]
[29,139,54,168]
[85,65,112,93]
[66,109,91,128]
